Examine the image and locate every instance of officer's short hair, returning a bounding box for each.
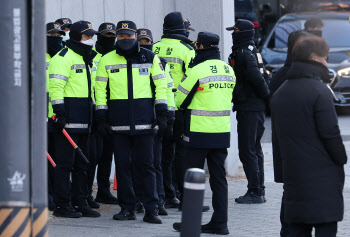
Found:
[292,35,329,61]
[304,17,323,29]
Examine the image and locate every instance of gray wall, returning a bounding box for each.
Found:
[46,0,239,175]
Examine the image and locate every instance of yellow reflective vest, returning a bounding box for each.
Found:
[49,41,96,133]
[95,46,168,135]
[176,52,236,148]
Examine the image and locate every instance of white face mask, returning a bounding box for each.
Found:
[62,31,69,42]
[81,39,94,46]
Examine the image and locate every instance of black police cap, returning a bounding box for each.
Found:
[137,28,153,42]
[184,18,195,31]
[116,20,137,35]
[98,22,116,36]
[70,21,98,36]
[226,19,254,32]
[197,32,220,48]
[46,22,65,36]
[55,18,72,30]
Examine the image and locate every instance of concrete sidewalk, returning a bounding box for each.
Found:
[48,116,350,237]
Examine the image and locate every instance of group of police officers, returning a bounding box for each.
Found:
[46,11,269,235]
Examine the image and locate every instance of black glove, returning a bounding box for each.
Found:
[164,124,173,140]
[95,119,112,137]
[152,116,167,137]
[53,114,66,132]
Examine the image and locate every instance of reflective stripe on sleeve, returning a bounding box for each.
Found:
[152,74,166,80]
[64,123,89,129]
[51,99,64,105]
[49,74,68,81]
[106,64,127,70]
[96,76,108,82]
[161,57,184,64]
[199,75,235,85]
[191,110,230,116]
[167,82,174,88]
[155,99,167,105]
[96,105,108,110]
[71,64,85,70]
[178,85,190,95]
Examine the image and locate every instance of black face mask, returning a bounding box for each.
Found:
[97,36,116,52]
[185,31,190,38]
[47,36,64,57]
[308,30,322,37]
[141,44,153,51]
[117,39,137,51]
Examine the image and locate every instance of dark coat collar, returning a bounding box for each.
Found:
[287,60,331,83]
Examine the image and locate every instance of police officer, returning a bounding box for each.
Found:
[87,22,117,208]
[95,20,168,224]
[184,18,195,38]
[55,18,72,43]
[134,28,176,216]
[173,32,235,235]
[153,12,195,209]
[227,19,270,204]
[46,22,66,211]
[49,21,100,218]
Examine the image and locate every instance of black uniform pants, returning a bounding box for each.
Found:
[161,132,176,200]
[173,111,186,197]
[48,132,56,205]
[236,111,265,195]
[113,134,158,212]
[87,133,103,196]
[97,135,114,195]
[184,147,228,223]
[133,134,165,205]
[288,222,337,237]
[54,132,90,207]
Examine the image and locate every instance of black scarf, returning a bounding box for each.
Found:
[115,40,139,58]
[47,36,64,57]
[65,40,96,65]
[190,48,220,67]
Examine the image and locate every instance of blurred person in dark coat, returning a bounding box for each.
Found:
[269,29,310,237]
[270,35,347,237]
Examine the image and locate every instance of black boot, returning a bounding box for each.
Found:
[235,192,264,204]
[49,201,56,211]
[201,222,229,235]
[95,191,119,204]
[113,209,136,220]
[135,202,145,214]
[173,222,181,231]
[164,197,180,208]
[53,206,82,218]
[158,204,168,216]
[75,205,101,217]
[87,196,100,209]
[143,210,162,224]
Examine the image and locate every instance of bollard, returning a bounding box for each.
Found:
[180,168,206,237]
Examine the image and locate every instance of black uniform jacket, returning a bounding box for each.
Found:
[231,40,269,111]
